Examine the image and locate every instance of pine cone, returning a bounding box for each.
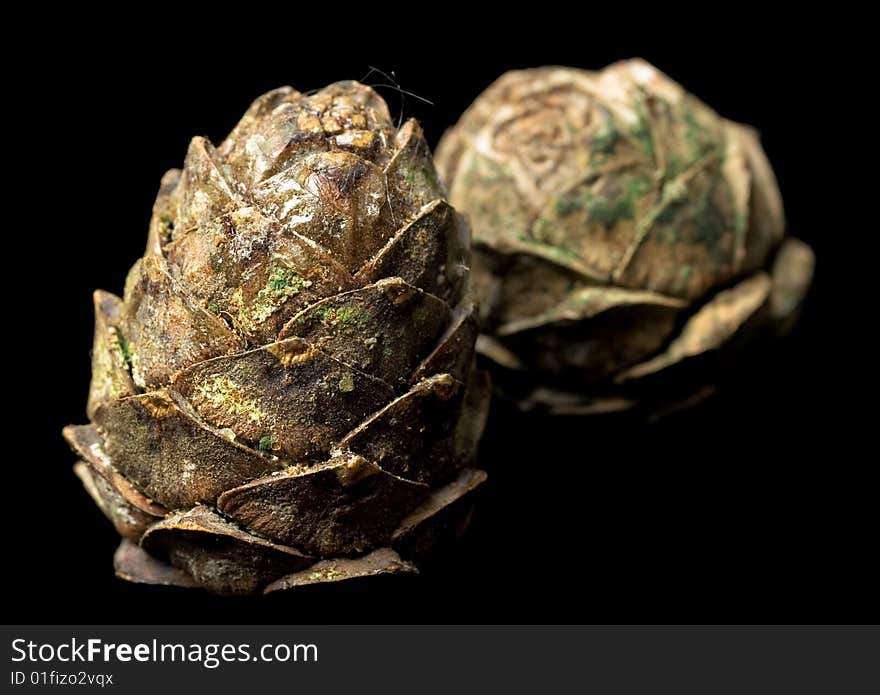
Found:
[436,60,814,414]
[64,82,489,595]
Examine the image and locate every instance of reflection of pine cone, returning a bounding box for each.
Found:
[437,60,814,414]
[64,82,489,595]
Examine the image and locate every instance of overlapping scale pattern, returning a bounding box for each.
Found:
[436,60,814,413]
[65,82,489,594]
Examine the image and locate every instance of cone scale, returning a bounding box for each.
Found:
[436,60,815,414]
[65,82,489,595]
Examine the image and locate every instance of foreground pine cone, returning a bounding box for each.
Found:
[436,60,815,414]
[64,82,489,595]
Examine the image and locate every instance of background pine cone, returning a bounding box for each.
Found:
[436,59,815,414]
[64,81,489,595]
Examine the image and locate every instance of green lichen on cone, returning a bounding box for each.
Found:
[64,81,489,595]
[435,59,815,413]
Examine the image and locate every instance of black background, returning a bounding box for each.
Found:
[9,17,864,624]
